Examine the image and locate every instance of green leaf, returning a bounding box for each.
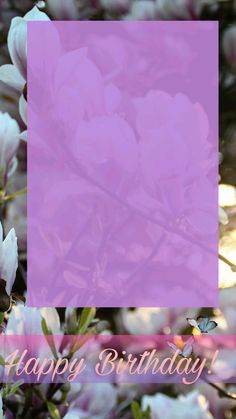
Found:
[131,401,141,419]
[41,317,52,336]
[47,401,61,419]
[78,307,96,334]
[131,401,151,419]
[6,380,24,397]
[0,355,6,366]
[41,317,58,360]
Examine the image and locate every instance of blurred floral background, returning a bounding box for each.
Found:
[0,0,236,418]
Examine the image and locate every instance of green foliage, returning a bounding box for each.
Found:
[131,401,151,419]
[46,401,61,419]
[78,307,96,334]
[1,380,24,398]
[41,317,58,360]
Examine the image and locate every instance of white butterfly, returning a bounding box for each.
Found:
[186,316,217,333]
[167,337,194,357]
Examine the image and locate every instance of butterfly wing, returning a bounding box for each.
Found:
[167,342,179,354]
[197,316,209,333]
[186,318,200,331]
[182,344,193,357]
[205,320,218,332]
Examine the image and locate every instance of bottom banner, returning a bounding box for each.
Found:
[0,335,235,384]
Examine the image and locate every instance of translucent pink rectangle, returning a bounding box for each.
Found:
[27,21,218,307]
[0,335,235,384]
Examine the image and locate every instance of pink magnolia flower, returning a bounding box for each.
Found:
[120,307,199,334]
[0,223,17,297]
[66,384,117,419]
[222,25,236,68]
[0,112,20,189]
[73,115,138,186]
[121,308,167,334]
[195,383,236,419]
[136,91,216,235]
[47,0,78,19]
[142,390,213,419]
[157,0,216,19]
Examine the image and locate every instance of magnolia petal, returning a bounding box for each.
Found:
[0,395,4,419]
[8,17,27,80]
[63,412,81,419]
[7,6,50,80]
[2,228,18,295]
[19,94,27,125]
[0,112,20,188]
[6,306,42,335]
[19,130,27,142]
[40,308,61,335]
[0,64,25,93]
[7,157,18,179]
[24,5,50,21]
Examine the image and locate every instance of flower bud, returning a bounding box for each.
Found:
[222,25,236,68]
[0,112,20,189]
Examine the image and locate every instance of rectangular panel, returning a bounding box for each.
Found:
[28,21,218,307]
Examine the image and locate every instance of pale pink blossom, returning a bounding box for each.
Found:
[6,305,61,335]
[125,1,158,19]
[47,0,78,19]
[0,223,17,296]
[0,112,20,189]
[157,0,216,20]
[67,384,117,419]
[142,390,213,419]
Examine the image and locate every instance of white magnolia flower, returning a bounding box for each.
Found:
[157,0,216,19]
[0,394,3,418]
[142,390,213,419]
[67,384,117,419]
[222,25,236,68]
[63,414,80,419]
[47,0,78,19]
[4,306,62,373]
[157,0,195,19]
[0,64,25,96]
[0,223,17,297]
[0,6,49,132]
[126,1,158,19]
[0,112,20,189]
[0,6,49,90]
[7,6,49,81]
[121,308,167,334]
[6,305,61,335]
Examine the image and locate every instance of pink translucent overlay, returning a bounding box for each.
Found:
[0,335,235,384]
[28,22,218,307]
